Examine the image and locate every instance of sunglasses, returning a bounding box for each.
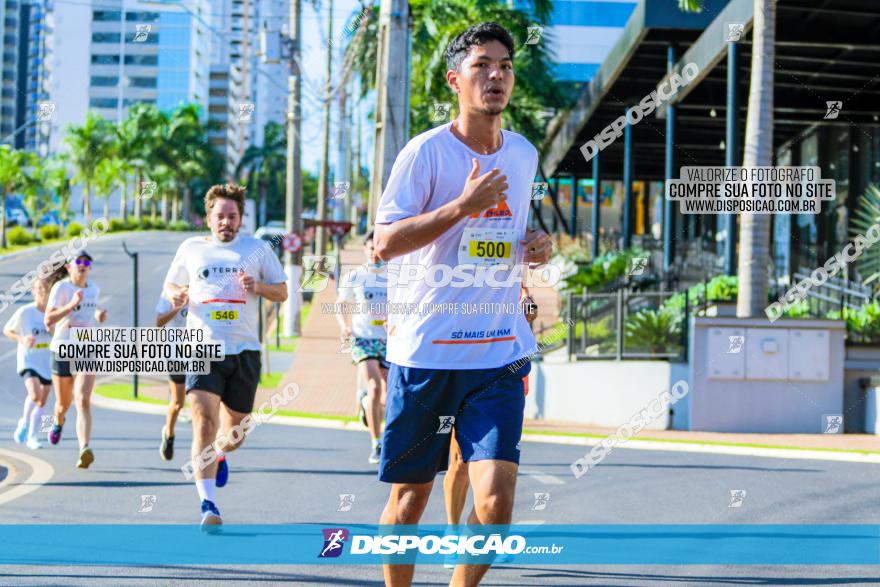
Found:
[74,259,91,267]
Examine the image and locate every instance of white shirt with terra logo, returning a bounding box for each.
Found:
[4,302,52,378]
[375,122,538,369]
[154,292,189,329]
[337,264,388,340]
[164,234,286,356]
[47,278,101,353]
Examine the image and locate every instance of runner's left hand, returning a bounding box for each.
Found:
[239,273,257,294]
[521,229,553,264]
[95,309,107,323]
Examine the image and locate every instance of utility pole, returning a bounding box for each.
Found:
[315,0,334,256]
[334,73,348,224]
[368,0,410,227]
[282,0,303,337]
[354,87,362,228]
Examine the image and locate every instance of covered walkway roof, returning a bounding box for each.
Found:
[543,0,880,181]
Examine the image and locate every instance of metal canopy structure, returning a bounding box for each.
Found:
[542,0,730,180]
[543,0,880,181]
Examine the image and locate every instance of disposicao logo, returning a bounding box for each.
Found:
[318,528,349,558]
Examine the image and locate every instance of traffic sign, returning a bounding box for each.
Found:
[282,233,302,253]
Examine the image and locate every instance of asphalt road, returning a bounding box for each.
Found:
[0,230,878,585]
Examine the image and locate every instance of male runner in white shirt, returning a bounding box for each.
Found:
[373,22,552,586]
[164,183,287,529]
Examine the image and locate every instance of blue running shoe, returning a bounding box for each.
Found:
[200,499,222,531]
[14,418,28,444]
[215,455,228,488]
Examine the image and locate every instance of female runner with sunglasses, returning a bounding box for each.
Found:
[45,251,108,468]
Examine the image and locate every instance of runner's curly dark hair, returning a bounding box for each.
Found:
[445,22,515,72]
[204,183,247,217]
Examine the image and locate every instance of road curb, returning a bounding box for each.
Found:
[521,432,880,464]
[91,392,880,464]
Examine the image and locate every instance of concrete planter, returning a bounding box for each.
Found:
[528,350,691,429]
[845,346,880,433]
[859,376,880,434]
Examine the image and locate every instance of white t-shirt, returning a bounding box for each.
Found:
[375,122,538,369]
[337,264,388,340]
[47,278,101,353]
[164,234,286,355]
[4,302,52,379]
[154,293,189,330]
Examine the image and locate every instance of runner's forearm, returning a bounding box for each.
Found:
[374,199,468,261]
[255,282,287,302]
[44,303,74,328]
[156,309,180,328]
[3,328,20,343]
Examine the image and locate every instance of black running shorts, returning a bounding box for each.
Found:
[185,350,261,414]
[51,353,71,378]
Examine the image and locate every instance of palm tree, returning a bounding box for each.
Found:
[736,0,775,317]
[0,145,32,248]
[124,104,166,221]
[44,155,73,224]
[346,0,566,146]
[236,121,286,227]
[93,157,125,220]
[21,156,50,230]
[678,0,776,317]
[158,104,215,224]
[66,112,114,222]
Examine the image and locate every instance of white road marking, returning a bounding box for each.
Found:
[0,448,54,506]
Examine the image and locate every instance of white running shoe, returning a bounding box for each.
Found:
[13,418,27,444]
[26,437,43,450]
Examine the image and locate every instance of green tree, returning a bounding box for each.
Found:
[236,122,286,227]
[43,155,73,223]
[66,112,114,222]
[346,0,567,145]
[158,104,217,223]
[93,157,126,220]
[0,145,33,248]
[124,104,167,221]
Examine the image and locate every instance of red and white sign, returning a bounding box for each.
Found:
[282,233,302,253]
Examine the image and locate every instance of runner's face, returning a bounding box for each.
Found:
[365,241,379,265]
[68,257,91,280]
[32,280,50,308]
[207,198,241,242]
[450,40,514,116]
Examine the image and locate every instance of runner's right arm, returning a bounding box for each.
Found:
[3,308,28,345]
[374,158,508,261]
[44,289,82,329]
[156,290,188,327]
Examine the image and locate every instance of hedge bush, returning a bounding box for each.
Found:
[66,222,83,237]
[39,224,61,240]
[168,220,190,231]
[108,218,127,232]
[8,226,34,245]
